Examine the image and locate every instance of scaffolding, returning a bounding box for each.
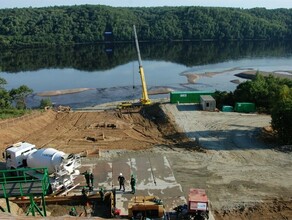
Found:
[0,167,50,216]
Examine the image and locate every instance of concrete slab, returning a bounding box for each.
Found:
[77,153,187,216]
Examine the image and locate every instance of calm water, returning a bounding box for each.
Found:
[0,41,291,108]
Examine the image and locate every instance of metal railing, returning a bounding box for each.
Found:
[0,167,50,216]
[0,167,50,197]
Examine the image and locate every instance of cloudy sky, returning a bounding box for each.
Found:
[0,0,291,9]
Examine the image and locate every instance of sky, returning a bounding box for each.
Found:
[0,0,291,9]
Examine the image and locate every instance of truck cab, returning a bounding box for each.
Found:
[4,142,37,169]
[188,188,209,219]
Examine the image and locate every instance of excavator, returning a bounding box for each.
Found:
[117,25,151,110]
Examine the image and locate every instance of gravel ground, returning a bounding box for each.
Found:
[161,103,292,219]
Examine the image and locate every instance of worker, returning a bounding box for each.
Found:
[82,187,87,197]
[130,174,136,194]
[69,207,77,216]
[83,170,90,187]
[81,187,88,205]
[118,173,125,191]
[89,172,94,189]
[99,187,104,201]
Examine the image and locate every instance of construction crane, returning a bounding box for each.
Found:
[117,25,151,109]
[133,24,151,105]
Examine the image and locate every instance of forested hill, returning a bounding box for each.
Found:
[0,5,291,47]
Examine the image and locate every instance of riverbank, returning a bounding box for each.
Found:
[37,88,94,96]
[235,70,292,80]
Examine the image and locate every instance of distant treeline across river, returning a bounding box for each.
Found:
[0,5,292,48]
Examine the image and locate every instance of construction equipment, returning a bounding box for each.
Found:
[117,25,151,110]
[173,189,209,220]
[128,195,165,219]
[187,188,209,219]
[3,141,81,193]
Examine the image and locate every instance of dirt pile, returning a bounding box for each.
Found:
[0,199,23,216]
[0,107,180,155]
[0,110,57,148]
[214,199,292,220]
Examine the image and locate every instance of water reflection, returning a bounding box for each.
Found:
[0,41,291,108]
[1,41,291,73]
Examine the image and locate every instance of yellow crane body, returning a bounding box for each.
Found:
[133,25,151,105]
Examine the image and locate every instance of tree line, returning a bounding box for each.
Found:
[215,73,292,145]
[0,5,292,47]
[0,77,52,118]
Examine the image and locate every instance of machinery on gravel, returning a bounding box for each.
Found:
[173,188,209,220]
[187,188,209,220]
[3,141,81,193]
[128,195,165,219]
[127,189,209,220]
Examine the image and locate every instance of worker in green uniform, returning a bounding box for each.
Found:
[81,186,88,205]
[130,174,136,194]
[99,187,104,201]
[69,207,77,216]
[82,187,87,196]
[89,172,94,190]
[83,170,90,187]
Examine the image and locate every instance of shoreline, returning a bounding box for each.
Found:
[235,70,292,80]
[37,88,94,96]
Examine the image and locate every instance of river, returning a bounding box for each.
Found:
[0,41,291,108]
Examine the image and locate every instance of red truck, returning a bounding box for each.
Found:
[187,188,209,220]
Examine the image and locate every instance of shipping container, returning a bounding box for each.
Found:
[222,105,234,112]
[170,91,214,104]
[234,102,256,113]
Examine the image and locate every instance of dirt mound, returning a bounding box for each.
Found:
[0,110,57,149]
[214,199,292,220]
[143,103,203,151]
[0,107,180,155]
[0,199,23,216]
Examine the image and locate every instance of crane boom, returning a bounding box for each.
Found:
[133,25,151,105]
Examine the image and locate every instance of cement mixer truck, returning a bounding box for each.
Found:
[3,142,81,193]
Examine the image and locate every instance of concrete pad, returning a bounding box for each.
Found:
[79,153,187,216]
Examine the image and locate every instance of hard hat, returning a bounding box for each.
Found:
[120,173,122,176]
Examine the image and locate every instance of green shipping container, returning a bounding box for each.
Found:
[222,105,234,112]
[234,102,256,113]
[170,91,214,104]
